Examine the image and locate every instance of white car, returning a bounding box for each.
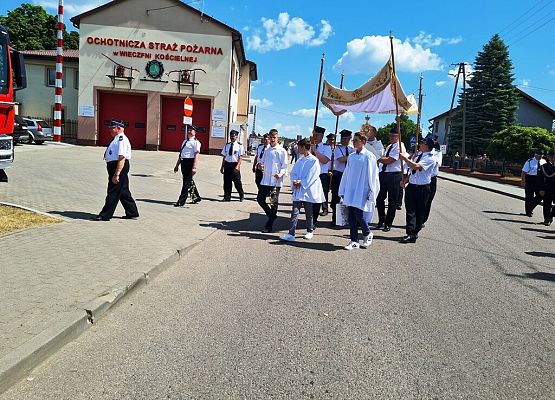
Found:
[23,118,54,144]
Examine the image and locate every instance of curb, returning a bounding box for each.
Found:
[439,175,524,201]
[0,241,202,395]
[0,202,65,222]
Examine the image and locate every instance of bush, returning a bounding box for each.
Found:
[487,125,555,163]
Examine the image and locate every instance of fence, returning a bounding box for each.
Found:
[26,117,78,144]
[442,155,522,177]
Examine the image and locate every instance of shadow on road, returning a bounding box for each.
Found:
[136,198,175,206]
[525,251,555,259]
[505,272,555,283]
[520,227,555,234]
[491,218,538,225]
[482,210,524,216]
[50,210,97,220]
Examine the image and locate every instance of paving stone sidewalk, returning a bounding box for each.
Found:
[439,171,525,200]
[0,143,265,392]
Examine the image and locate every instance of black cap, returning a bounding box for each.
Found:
[339,129,352,137]
[535,149,544,155]
[109,119,125,128]
[547,150,555,157]
[420,137,434,149]
[390,127,401,135]
[425,133,439,141]
[262,133,269,139]
[229,129,239,136]
[186,123,199,131]
[313,126,326,134]
[326,133,335,140]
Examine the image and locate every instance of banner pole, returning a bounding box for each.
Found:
[389,32,404,172]
[312,52,325,139]
[414,74,424,154]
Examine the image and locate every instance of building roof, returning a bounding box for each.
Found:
[69,0,257,79]
[429,87,555,121]
[20,49,79,61]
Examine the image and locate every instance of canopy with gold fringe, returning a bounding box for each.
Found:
[321,59,418,116]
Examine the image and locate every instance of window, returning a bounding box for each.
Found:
[231,60,236,89]
[434,121,439,133]
[46,67,66,87]
[74,69,79,90]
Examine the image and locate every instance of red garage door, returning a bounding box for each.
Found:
[160,96,210,153]
[98,92,147,149]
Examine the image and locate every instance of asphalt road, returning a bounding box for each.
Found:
[2,179,554,399]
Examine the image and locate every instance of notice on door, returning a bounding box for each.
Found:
[211,126,225,138]
[79,105,95,117]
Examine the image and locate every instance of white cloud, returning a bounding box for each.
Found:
[412,31,462,47]
[291,107,355,123]
[334,35,442,74]
[35,0,105,16]
[288,81,296,87]
[292,108,315,118]
[448,63,474,81]
[247,13,333,52]
[435,81,447,87]
[243,26,250,32]
[521,79,530,87]
[250,98,273,107]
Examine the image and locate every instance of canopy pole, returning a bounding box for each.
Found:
[329,73,344,188]
[389,32,404,170]
[414,74,424,154]
[312,53,325,141]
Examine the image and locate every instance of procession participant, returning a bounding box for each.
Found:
[173,124,201,207]
[280,138,325,242]
[339,132,380,250]
[220,129,245,202]
[398,137,436,243]
[93,120,139,221]
[330,129,353,226]
[422,134,442,227]
[521,149,546,217]
[310,126,332,222]
[252,134,270,189]
[257,129,288,233]
[376,127,406,232]
[364,124,384,160]
[538,150,555,226]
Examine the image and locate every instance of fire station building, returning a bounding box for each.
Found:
[70,0,257,153]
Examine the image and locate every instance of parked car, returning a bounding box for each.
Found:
[23,118,53,144]
[11,115,30,144]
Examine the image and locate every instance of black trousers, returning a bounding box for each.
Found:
[99,160,139,219]
[525,175,542,215]
[423,176,438,223]
[313,173,331,222]
[330,171,343,223]
[177,158,195,205]
[223,161,244,199]
[255,168,263,189]
[376,172,402,226]
[543,191,554,222]
[257,185,281,228]
[405,183,431,237]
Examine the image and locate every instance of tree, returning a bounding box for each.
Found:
[449,34,518,156]
[487,125,555,163]
[377,114,418,150]
[0,3,79,50]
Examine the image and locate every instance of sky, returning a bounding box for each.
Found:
[2,0,554,139]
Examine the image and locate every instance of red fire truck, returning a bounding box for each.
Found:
[0,24,27,182]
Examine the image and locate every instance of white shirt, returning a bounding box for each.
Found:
[333,145,354,173]
[260,144,288,187]
[104,133,132,161]
[522,157,546,176]
[380,142,406,173]
[221,142,244,163]
[255,144,268,166]
[408,152,436,185]
[315,142,333,174]
[179,137,201,159]
[365,138,384,159]
[431,148,443,177]
[339,148,380,212]
[289,153,325,203]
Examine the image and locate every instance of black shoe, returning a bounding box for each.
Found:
[222,197,231,202]
[121,215,139,220]
[173,202,184,207]
[383,225,391,232]
[526,212,533,217]
[396,206,402,210]
[376,222,384,230]
[399,235,417,243]
[320,210,329,216]
[239,196,244,202]
[91,215,110,221]
[421,223,426,229]
[543,220,553,226]
[262,226,273,233]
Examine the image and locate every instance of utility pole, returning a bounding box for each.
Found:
[251,105,257,134]
[461,63,467,158]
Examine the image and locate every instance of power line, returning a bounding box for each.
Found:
[516,84,555,92]
[502,0,554,36]
[509,15,555,45]
[505,10,555,41]
[499,0,551,34]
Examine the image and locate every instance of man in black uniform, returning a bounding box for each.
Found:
[220,129,245,201]
[93,120,139,221]
[539,150,555,226]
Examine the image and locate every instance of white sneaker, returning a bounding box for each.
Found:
[361,232,373,248]
[304,231,314,240]
[280,233,296,242]
[344,241,359,250]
